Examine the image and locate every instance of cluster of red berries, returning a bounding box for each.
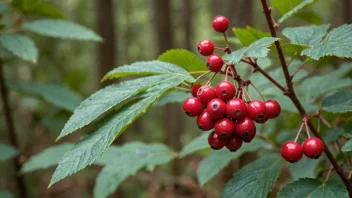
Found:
[182,16,281,152]
[281,137,324,163]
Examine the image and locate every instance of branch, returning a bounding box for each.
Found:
[260,0,352,195]
[0,58,27,197]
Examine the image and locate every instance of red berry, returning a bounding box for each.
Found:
[214,118,235,137]
[212,15,229,32]
[191,83,202,97]
[197,40,214,56]
[255,116,268,124]
[281,141,303,163]
[226,98,247,120]
[208,131,228,150]
[207,99,227,120]
[234,117,256,141]
[247,100,267,123]
[302,137,324,159]
[197,111,214,131]
[265,100,281,119]
[226,135,243,152]
[206,55,224,72]
[182,97,203,117]
[197,85,216,104]
[216,81,236,101]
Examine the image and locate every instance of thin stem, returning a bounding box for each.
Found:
[190,71,209,74]
[290,59,309,80]
[175,87,191,92]
[215,47,226,51]
[250,83,266,101]
[317,118,321,133]
[206,72,218,85]
[260,0,352,194]
[294,122,305,142]
[242,87,252,101]
[181,82,191,88]
[0,59,27,197]
[286,52,298,67]
[319,115,332,128]
[325,166,333,183]
[225,67,229,81]
[304,120,311,138]
[223,32,229,47]
[348,170,352,180]
[195,71,211,81]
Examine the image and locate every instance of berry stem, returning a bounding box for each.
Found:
[195,71,211,81]
[175,87,191,92]
[260,0,352,194]
[325,166,333,183]
[294,122,304,143]
[206,72,218,85]
[304,120,311,138]
[215,46,227,51]
[190,71,210,74]
[249,83,266,102]
[242,87,252,101]
[348,170,352,180]
[223,32,230,47]
[290,58,310,80]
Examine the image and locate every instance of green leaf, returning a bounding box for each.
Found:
[221,154,284,198]
[342,140,352,152]
[294,11,322,25]
[233,26,270,46]
[157,49,205,72]
[0,143,18,161]
[153,91,189,106]
[323,90,352,113]
[271,0,318,23]
[9,83,82,112]
[179,132,210,158]
[283,24,330,46]
[223,37,280,65]
[21,143,73,173]
[0,2,12,14]
[0,191,14,198]
[289,156,321,181]
[197,139,268,186]
[28,2,65,19]
[0,34,37,62]
[302,24,352,60]
[23,19,101,41]
[323,128,344,144]
[11,0,40,11]
[49,75,189,187]
[278,178,349,198]
[57,75,176,140]
[94,142,175,198]
[102,60,193,82]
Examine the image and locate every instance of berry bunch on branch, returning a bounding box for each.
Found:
[183,16,281,152]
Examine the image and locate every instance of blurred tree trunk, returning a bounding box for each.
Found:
[152,0,184,178]
[183,0,192,50]
[95,0,116,88]
[343,0,352,23]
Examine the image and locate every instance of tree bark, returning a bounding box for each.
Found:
[183,0,192,50]
[95,0,116,88]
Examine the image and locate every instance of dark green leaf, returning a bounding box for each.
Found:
[342,140,352,152]
[223,37,280,65]
[271,0,318,23]
[289,156,321,181]
[197,139,268,186]
[278,178,349,198]
[233,26,270,46]
[323,90,352,113]
[179,132,210,158]
[0,34,37,62]
[158,49,205,72]
[153,91,190,106]
[221,154,284,198]
[0,143,18,161]
[50,75,189,187]
[23,19,101,41]
[0,191,14,198]
[323,128,344,144]
[283,24,330,46]
[28,2,65,19]
[102,60,194,82]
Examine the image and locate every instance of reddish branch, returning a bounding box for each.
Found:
[259,0,352,195]
[0,58,27,197]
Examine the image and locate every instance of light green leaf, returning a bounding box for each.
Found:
[272,0,318,23]
[58,75,177,140]
[23,19,101,41]
[294,11,322,25]
[223,37,280,65]
[0,143,18,161]
[221,154,284,198]
[342,140,352,152]
[278,178,349,198]
[93,142,175,198]
[0,2,12,14]
[179,132,210,158]
[0,191,14,198]
[28,2,65,19]
[21,143,73,173]
[0,34,37,62]
[323,128,344,144]
[302,24,352,60]
[158,49,205,72]
[289,156,321,181]
[102,60,193,82]
[153,91,189,106]
[49,75,189,187]
[9,83,82,112]
[233,26,270,46]
[197,139,268,186]
[323,90,352,113]
[283,24,330,46]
